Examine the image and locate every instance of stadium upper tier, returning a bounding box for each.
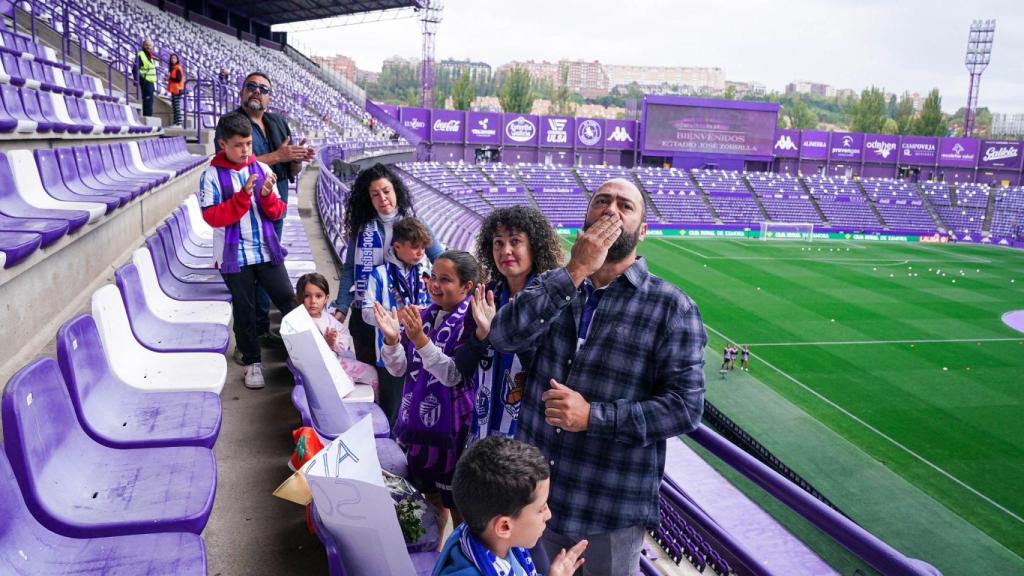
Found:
[25,0,407,149]
[393,161,1024,242]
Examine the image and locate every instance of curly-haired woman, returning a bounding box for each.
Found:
[332,163,442,365]
[467,205,564,446]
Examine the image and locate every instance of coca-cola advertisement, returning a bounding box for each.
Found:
[430,109,465,143]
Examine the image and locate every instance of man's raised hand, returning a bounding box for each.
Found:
[566,213,622,286]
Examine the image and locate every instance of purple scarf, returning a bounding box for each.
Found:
[393,296,476,491]
[214,162,286,273]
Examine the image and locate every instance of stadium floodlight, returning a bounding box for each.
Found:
[420,0,443,109]
[760,222,815,241]
[963,19,995,137]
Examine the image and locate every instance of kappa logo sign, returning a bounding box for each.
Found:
[546,118,569,144]
[505,116,536,143]
[607,125,633,143]
[774,134,798,151]
[577,119,602,146]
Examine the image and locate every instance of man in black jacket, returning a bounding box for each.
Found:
[224,71,315,351]
[232,71,315,237]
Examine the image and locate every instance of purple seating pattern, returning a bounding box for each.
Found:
[0,450,208,576]
[1,358,217,538]
[56,314,222,448]
[746,172,824,224]
[0,137,202,268]
[804,175,882,229]
[115,263,229,353]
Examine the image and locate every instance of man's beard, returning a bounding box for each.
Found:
[245,99,264,113]
[582,218,642,263]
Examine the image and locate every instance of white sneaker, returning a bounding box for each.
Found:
[244,362,265,389]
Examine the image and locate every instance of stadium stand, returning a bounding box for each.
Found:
[4,0,1017,572]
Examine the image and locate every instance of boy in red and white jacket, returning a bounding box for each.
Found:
[199,112,296,389]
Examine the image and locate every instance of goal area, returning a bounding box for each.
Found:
[760,222,815,241]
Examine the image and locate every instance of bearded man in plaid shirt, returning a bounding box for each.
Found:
[490,178,707,575]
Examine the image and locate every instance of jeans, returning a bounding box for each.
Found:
[140,80,154,116]
[541,524,645,576]
[221,262,297,365]
[171,93,182,125]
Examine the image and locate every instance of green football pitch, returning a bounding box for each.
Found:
[629,237,1024,567]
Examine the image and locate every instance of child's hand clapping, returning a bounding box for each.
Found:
[471,284,496,341]
[241,174,258,196]
[397,305,429,349]
[260,172,278,197]
[548,539,588,576]
[373,302,401,346]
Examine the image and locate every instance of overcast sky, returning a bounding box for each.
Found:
[282,0,1024,114]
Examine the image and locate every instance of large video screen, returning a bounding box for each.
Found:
[643,103,777,156]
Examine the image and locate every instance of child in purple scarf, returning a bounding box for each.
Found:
[375,250,488,529]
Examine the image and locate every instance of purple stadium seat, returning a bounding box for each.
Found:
[158,223,213,269]
[0,82,19,133]
[0,83,37,133]
[0,212,67,246]
[86,146,152,194]
[141,239,231,301]
[111,143,168,185]
[34,149,122,213]
[167,209,212,259]
[1,358,217,537]
[55,314,222,449]
[292,384,313,427]
[68,147,140,200]
[0,230,39,267]
[151,225,220,282]
[0,449,209,576]
[0,153,89,233]
[17,86,54,132]
[310,503,438,576]
[114,263,229,353]
[61,94,94,133]
[31,89,72,133]
[287,362,390,439]
[97,144,156,189]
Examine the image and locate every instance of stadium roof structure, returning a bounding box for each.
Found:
[218,0,424,26]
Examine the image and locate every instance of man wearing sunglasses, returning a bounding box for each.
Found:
[220,71,315,351]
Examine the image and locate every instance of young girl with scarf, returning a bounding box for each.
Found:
[361,217,434,424]
[468,206,565,447]
[375,250,487,527]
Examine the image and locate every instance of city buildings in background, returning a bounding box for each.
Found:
[992,113,1024,137]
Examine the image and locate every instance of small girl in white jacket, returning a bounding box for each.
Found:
[296,273,378,392]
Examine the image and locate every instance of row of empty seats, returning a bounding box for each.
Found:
[0,137,202,268]
[1,190,232,574]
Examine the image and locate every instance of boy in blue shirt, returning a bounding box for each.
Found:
[434,437,587,576]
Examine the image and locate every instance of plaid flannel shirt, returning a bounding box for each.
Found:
[490,257,706,535]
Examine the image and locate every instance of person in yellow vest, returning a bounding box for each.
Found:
[167,54,184,126]
[133,39,157,117]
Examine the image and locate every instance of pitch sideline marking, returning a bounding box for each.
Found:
[744,337,1024,347]
[651,238,992,265]
[705,322,1024,526]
